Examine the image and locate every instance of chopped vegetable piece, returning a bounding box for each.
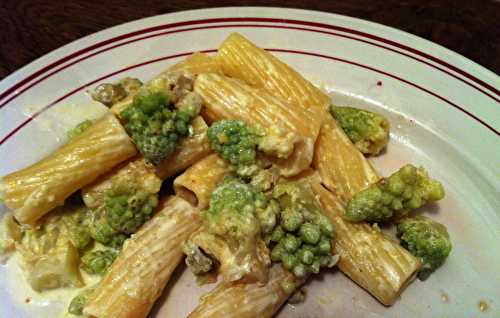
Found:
[183,242,214,275]
[270,182,338,278]
[207,120,261,177]
[67,120,93,140]
[330,105,390,155]
[68,286,95,315]
[397,215,452,280]
[121,89,200,165]
[89,189,158,248]
[185,178,277,283]
[81,249,118,275]
[345,164,445,222]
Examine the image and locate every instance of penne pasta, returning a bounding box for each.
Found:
[216,33,379,202]
[307,173,421,306]
[173,154,230,209]
[194,73,320,176]
[83,196,201,318]
[155,116,212,180]
[188,265,303,318]
[313,115,379,203]
[0,114,137,224]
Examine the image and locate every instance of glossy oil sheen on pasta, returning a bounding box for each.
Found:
[83,196,201,318]
[188,265,303,318]
[173,153,230,209]
[194,73,319,176]
[216,33,379,202]
[0,114,137,224]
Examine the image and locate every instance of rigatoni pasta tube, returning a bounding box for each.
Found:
[194,73,320,176]
[173,154,230,209]
[83,196,201,318]
[308,175,421,306]
[216,33,379,201]
[188,265,303,318]
[0,114,137,224]
[314,115,379,203]
[169,52,223,75]
[217,33,330,116]
[155,116,212,180]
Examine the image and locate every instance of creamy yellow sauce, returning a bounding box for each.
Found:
[3,253,100,318]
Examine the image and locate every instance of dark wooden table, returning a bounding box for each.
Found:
[1,0,499,79]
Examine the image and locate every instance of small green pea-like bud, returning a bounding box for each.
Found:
[282,253,298,270]
[317,216,334,238]
[299,223,321,244]
[270,226,285,242]
[310,259,321,274]
[271,244,285,262]
[281,208,304,232]
[298,248,314,265]
[282,234,301,253]
[318,238,332,255]
[293,263,308,278]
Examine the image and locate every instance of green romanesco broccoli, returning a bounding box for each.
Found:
[68,286,96,315]
[67,120,93,140]
[182,242,214,275]
[80,249,118,275]
[185,178,279,282]
[345,164,445,222]
[397,215,452,280]
[121,89,200,165]
[269,182,338,278]
[330,105,390,156]
[89,189,158,248]
[207,120,261,178]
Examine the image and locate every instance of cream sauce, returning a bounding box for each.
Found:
[3,253,100,318]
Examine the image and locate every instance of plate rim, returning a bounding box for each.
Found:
[0,6,498,99]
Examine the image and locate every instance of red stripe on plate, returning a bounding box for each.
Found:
[0,17,498,108]
[2,23,498,110]
[0,50,215,146]
[1,48,497,147]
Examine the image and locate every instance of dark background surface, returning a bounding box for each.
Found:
[0,0,499,80]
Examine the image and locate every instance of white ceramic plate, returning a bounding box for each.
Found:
[0,7,499,318]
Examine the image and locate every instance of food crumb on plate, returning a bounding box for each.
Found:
[440,291,449,303]
[478,300,488,312]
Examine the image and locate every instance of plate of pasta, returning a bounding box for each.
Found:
[0,7,499,318]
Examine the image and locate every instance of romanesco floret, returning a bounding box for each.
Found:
[183,242,214,275]
[68,286,95,315]
[330,105,390,155]
[89,189,158,248]
[345,164,445,222]
[269,182,338,278]
[121,89,200,165]
[397,215,452,280]
[207,120,261,177]
[80,249,118,275]
[185,178,277,283]
[67,120,93,140]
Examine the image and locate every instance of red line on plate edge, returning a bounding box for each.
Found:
[1,48,497,147]
[1,23,498,110]
[0,17,498,105]
[0,51,210,146]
